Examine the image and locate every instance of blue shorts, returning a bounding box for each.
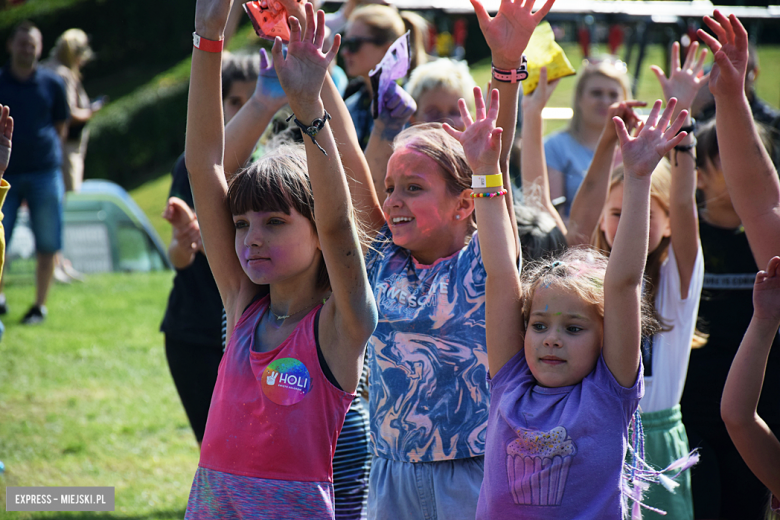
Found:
[368,455,484,520]
[3,169,64,254]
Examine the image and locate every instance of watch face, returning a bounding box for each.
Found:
[244,1,291,44]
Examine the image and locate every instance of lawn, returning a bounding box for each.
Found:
[0,271,198,519]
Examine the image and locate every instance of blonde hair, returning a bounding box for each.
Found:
[49,29,93,73]
[348,5,428,71]
[522,247,660,339]
[392,123,475,234]
[592,161,708,347]
[569,59,631,135]
[405,58,477,113]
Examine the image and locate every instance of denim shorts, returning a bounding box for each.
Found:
[3,169,64,253]
[368,455,484,520]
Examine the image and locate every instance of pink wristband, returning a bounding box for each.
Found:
[492,56,529,84]
[193,32,224,53]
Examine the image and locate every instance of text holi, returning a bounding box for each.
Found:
[266,371,310,389]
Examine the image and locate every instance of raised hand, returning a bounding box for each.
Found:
[753,256,780,323]
[375,81,416,138]
[253,48,288,112]
[600,99,646,145]
[615,98,688,178]
[272,4,339,109]
[0,105,13,176]
[443,87,502,175]
[471,0,556,69]
[521,67,560,114]
[651,41,709,110]
[697,10,749,99]
[162,197,196,229]
[195,0,233,41]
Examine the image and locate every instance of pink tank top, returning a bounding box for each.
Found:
[199,296,355,483]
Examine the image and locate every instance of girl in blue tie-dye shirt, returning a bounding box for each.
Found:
[346,1,555,517]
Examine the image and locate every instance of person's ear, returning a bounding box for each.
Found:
[456,188,474,222]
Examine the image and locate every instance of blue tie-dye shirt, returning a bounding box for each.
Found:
[365,225,489,462]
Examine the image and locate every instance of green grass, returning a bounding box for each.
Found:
[0,272,198,519]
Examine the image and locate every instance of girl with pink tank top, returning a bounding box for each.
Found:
[183,3,377,518]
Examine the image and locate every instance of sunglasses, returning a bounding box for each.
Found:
[341,37,383,53]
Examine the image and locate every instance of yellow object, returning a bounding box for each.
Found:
[0,179,9,279]
[472,174,504,189]
[522,22,577,96]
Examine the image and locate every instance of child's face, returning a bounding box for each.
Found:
[384,146,471,264]
[223,80,256,125]
[412,86,465,130]
[233,208,321,285]
[525,284,604,388]
[600,182,671,253]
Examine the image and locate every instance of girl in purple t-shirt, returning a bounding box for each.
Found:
[443,89,690,517]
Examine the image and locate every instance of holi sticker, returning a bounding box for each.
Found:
[262,358,312,405]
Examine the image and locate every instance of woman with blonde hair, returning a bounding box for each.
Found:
[43,28,104,193]
[543,59,631,217]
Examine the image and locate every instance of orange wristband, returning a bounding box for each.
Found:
[193,32,223,53]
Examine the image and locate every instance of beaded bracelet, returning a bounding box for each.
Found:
[471,188,508,199]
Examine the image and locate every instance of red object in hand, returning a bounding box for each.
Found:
[244,1,292,44]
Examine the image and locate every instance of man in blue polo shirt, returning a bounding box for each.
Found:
[0,21,70,324]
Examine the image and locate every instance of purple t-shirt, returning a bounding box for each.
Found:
[476,350,643,519]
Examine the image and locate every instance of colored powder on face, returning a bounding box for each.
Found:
[555,312,562,316]
[545,305,549,312]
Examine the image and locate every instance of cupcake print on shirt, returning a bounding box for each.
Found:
[506,426,578,506]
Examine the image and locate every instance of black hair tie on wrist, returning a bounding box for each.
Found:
[287,110,332,156]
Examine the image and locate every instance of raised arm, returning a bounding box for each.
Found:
[363,81,416,207]
[445,88,524,376]
[273,0,386,235]
[567,100,644,247]
[471,0,556,260]
[273,5,377,391]
[223,48,288,177]
[721,256,780,499]
[520,67,566,233]
[187,0,256,322]
[651,41,709,295]
[603,99,688,387]
[698,11,780,268]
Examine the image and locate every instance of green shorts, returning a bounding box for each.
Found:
[640,405,694,519]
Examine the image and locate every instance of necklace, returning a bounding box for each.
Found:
[268,299,324,324]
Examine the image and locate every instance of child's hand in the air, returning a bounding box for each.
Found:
[272,4,338,111]
[753,256,780,323]
[0,105,13,178]
[615,98,688,178]
[163,197,202,253]
[443,87,502,175]
[375,82,416,140]
[651,41,710,110]
[252,48,288,113]
[521,67,560,115]
[697,10,749,100]
[600,99,646,146]
[162,197,196,229]
[195,0,233,41]
[471,0,556,69]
